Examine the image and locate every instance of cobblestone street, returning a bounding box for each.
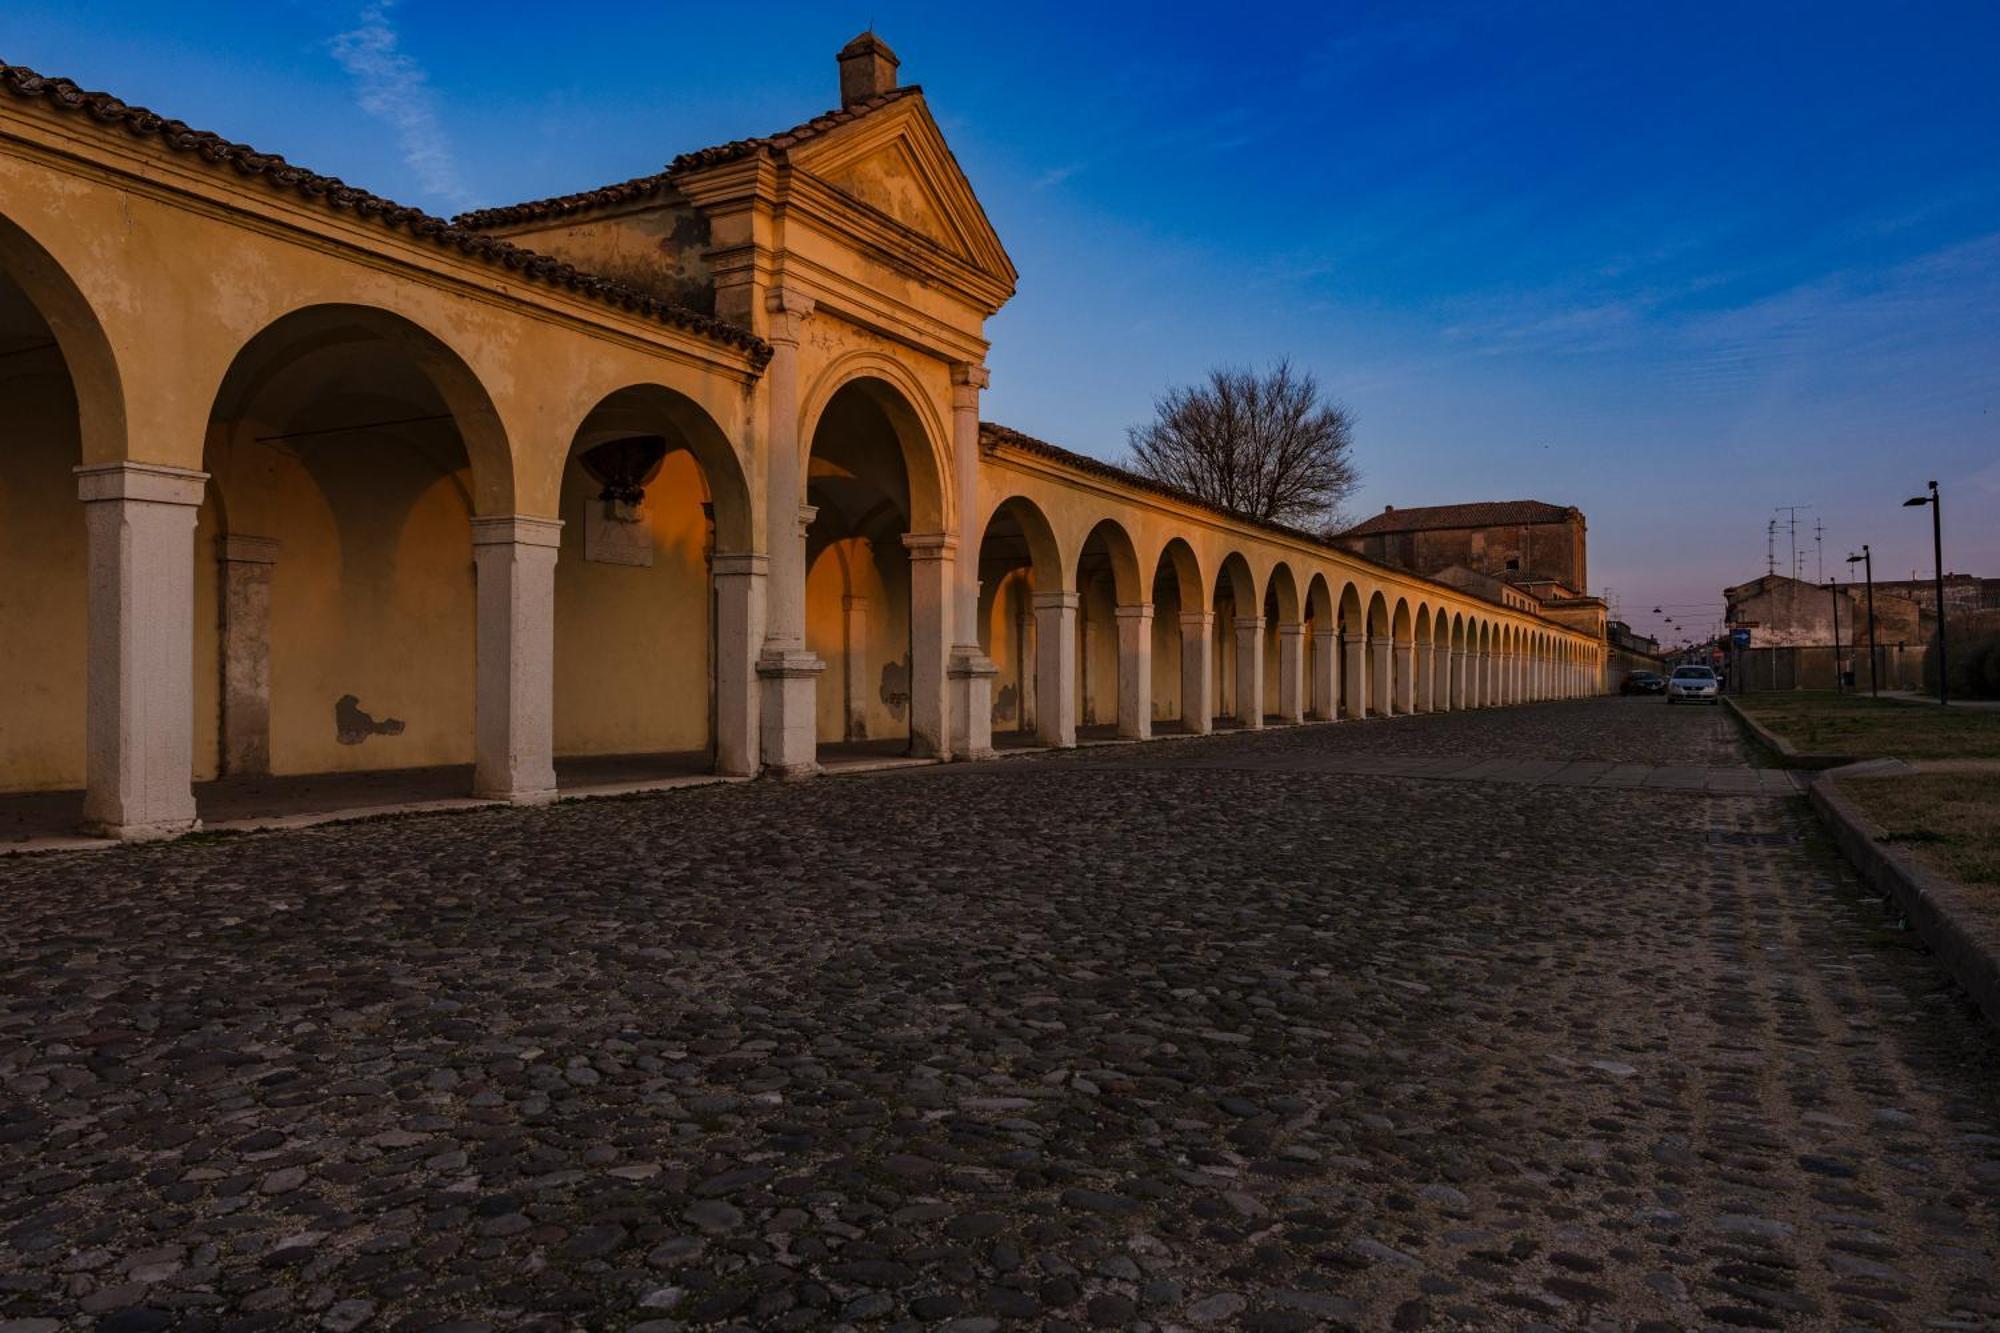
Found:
[3,698,1998,1332]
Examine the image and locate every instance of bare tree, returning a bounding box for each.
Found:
[1126,360,1359,531]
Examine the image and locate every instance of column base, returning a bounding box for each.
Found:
[81,814,201,842]
[758,651,824,779]
[473,783,558,807]
[947,648,999,761]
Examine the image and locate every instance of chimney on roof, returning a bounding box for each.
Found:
[838,32,900,107]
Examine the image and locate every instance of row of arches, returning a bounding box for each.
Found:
[0,202,1598,839]
[974,497,1598,745]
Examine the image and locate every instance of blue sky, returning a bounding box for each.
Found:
[8,2,1996,645]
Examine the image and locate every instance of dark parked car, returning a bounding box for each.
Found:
[1621,671,1666,695]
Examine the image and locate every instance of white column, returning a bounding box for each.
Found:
[1393,641,1415,714]
[1016,603,1037,732]
[712,553,765,777]
[1116,604,1153,740]
[904,534,952,758]
[946,364,998,761]
[1234,615,1265,727]
[1035,590,1078,747]
[1179,610,1213,734]
[842,594,870,740]
[756,290,824,778]
[1344,632,1368,719]
[1311,628,1338,721]
[217,534,279,778]
[77,462,205,839]
[1276,623,1306,723]
[472,516,560,804]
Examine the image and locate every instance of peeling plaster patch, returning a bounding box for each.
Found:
[993,682,1018,723]
[878,656,910,721]
[335,694,406,745]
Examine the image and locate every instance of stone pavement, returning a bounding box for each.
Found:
[2,699,1997,1331]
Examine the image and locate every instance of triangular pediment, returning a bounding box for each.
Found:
[786,96,1018,294]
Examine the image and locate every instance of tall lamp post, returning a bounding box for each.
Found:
[1827,578,1842,693]
[1903,481,1946,705]
[1845,545,1876,698]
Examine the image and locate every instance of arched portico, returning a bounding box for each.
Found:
[551,383,758,782]
[802,374,951,764]
[200,303,528,814]
[1304,574,1337,720]
[1213,553,1260,727]
[1391,598,1415,714]
[1151,538,1207,735]
[1264,562,1305,725]
[0,212,131,830]
[1413,606,1434,713]
[1074,519,1147,741]
[974,496,1064,746]
[1338,583,1367,720]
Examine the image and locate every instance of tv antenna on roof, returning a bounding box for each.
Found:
[1774,505,1811,582]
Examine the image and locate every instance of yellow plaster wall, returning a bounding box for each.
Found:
[1078,572,1118,727]
[229,435,475,776]
[980,566,1034,731]
[1150,576,1183,722]
[807,538,912,744]
[0,366,85,792]
[554,448,713,757]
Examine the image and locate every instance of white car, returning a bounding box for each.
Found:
[1666,665,1720,704]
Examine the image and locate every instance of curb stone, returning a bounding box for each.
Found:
[1809,762,2000,1029]
[1722,696,1855,769]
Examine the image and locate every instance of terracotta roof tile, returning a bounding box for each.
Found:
[667,86,923,175]
[454,171,676,232]
[448,86,920,234]
[1341,500,1575,536]
[0,60,770,368]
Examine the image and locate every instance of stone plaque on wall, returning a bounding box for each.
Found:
[584,501,654,567]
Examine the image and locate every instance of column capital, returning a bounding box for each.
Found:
[1235,615,1266,632]
[75,461,207,506]
[1114,603,1155,621]
[765,287,817,342]
[902,531,958,560]
[1034,590,1081,611]
[712,551,769,578]
[218,534,280,565]
[1180,610,1214,629]
[797,503,819,533]
[950,363,991,409]
[471,514,563,548]
[1276,621,1306,637]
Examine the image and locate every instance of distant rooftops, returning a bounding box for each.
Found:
[1342,500,1576,536]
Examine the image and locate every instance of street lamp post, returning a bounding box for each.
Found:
[1846,545,1876,698]
[1903,481,1946,705]
[1827,578,1842,693]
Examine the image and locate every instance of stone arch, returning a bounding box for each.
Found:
[1075,519,1144,738]
[1150,538,1207,734]
[1337,580,1367,720]
[1303,573,1337,721]
[199,302,515,793]
[0,211,125,465]
[799,355,951,535]
[550,383,758,777]
[1390,598,1416,714]
[1260,562,1304,724]
[208,303,514,516]
[1213,552,1260,725]
[557,382,753,554]
[0,211,130,805]
[1365,591,1393,718]
[977,495,1066,743]
[1414,604,1435,713]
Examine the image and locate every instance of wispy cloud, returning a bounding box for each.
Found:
[329,1,471,209]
